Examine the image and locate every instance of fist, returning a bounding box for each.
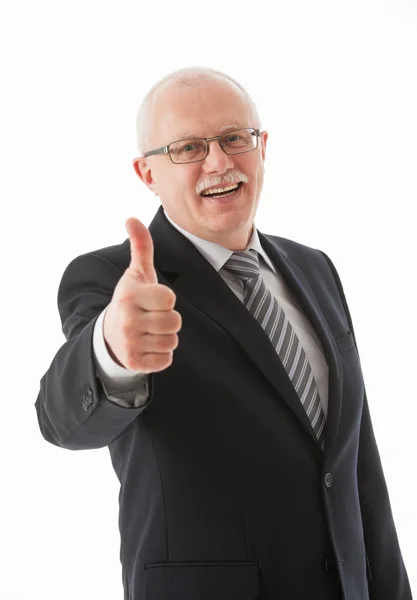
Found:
[103,217,182,373]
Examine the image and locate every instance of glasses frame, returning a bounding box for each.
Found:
[143,128,261,164]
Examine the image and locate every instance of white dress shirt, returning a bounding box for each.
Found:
[92,209,329,415]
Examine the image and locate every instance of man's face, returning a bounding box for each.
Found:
[134,79,268,250]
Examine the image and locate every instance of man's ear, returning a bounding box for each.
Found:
[132,157,159,196]
[132,157,148,182]
[260,131,268,161]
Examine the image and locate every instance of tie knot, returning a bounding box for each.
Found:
[223,249,260,282]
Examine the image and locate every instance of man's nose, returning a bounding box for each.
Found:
[202,139,234,172]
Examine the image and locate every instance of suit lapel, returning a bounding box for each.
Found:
[258,234,343,459]
[148,207,343,459]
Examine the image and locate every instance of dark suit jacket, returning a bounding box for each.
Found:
[35,205,412,600]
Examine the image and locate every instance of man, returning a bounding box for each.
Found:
[35,66,412,600]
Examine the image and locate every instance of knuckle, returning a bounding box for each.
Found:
[163,287,176,307]
[165,334,178,349]
[159,336,170,350]
[118,290,136,306]
[173,311,182,330]
[155,334,178,351]
[160,352,174,368]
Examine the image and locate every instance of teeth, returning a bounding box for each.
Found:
[202,183,240,196]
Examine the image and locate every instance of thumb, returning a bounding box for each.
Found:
[125,217,158,284]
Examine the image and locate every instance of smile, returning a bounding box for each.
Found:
[201,182,244,204]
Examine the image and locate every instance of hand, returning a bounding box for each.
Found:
[103,217,182,373]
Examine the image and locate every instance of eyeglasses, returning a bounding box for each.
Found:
[143,128,261,164]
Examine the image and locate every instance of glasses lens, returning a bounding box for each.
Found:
[221,129,258,154]
[169,139,206,163]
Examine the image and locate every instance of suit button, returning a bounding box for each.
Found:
[325,473,333,488]
[325,557,336,571]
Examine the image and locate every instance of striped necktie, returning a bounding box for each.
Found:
[223,249,326,450]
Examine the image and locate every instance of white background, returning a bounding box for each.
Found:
[1,0,416,598]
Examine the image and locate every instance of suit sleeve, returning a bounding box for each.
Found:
[35,252,155,451]
[320,251,413,600]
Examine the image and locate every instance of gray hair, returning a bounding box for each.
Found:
[135,66,262,154]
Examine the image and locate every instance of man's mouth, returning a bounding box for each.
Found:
[200,181,243,199]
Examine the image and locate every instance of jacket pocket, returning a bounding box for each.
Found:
[144,561,259,600]
[335,330,356,355]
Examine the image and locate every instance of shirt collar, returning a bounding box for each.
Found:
[163,208,276,275]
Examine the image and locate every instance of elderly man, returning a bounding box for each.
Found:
[35,66,412,600]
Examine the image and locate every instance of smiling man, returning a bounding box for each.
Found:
[35,66,412,600]
[133,72,267,251]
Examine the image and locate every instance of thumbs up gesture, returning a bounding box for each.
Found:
[103,218,182,373]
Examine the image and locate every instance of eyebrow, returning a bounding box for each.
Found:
[175,123,247,140]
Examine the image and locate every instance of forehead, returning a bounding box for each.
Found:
[151,79,252,142]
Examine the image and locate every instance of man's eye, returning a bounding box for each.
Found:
[225,135,241,143]
[181,144,197,152]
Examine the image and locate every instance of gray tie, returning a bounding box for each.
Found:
[223,249,326,450]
